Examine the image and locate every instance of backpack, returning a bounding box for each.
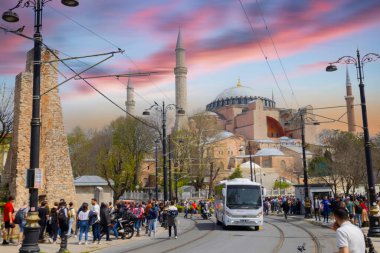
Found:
[58,208,68,227]
[148,207,158,220]
[14,208,26,224]
[355,204,363,214]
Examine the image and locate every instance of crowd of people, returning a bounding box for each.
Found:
[1,196,180,247]
[263,193,377,228]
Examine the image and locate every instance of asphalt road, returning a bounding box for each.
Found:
[97,215,338,253]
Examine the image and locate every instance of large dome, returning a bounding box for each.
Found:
[206,79,276,112]
[216,85,254,100]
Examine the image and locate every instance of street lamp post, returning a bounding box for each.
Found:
[168,134,172,201]
[326,50,380,237]
[300,109,312,218]
[2,1,79,252]
[154,139,159,200]
[143,101,185,202]
[248,142,257,182]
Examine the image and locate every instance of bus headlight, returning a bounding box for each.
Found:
[225,211,233,217]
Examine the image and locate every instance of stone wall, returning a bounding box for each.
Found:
[1,48,76,208]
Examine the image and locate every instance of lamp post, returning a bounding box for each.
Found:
[168,134,172,201]
[154,139,159,200]
[143,101,185,202]
[326,50,380,237]
[248,142,257,182]
[2,1,79,252]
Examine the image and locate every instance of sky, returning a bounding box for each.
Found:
[1,0,380,135]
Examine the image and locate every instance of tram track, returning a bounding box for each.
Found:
[265,216,322,253]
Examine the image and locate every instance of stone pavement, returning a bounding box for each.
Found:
[2,216,195,253]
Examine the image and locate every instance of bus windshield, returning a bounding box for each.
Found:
[226,185,261,209]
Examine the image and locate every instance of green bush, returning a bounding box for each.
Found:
[176,205,185,213]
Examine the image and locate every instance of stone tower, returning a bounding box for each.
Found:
[345,67,356,133]
[125,77,135,117]
[2,48,76,207]
[174,29,188,131]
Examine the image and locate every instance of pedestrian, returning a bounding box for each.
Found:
[48,202,59,244]
[148,201,159,238]
[333,208,365,253]
[133,203,144,237]
[77,203,90,245]
[65,202,75,237]
[58,201,70,248]
[90,198,101,244]
[360,199,369,227]
[313,196,321,221]
[145,200,152,234]
[322,196,331,223]
[353,199,362,228]
[281,199,290,220]
[100,202,112,241]
[167,200,178,239]
[14,201,28,246]
[345,197,354,223]
[38,201,49,241]
[184,201,189,218]
[2,196,15,245]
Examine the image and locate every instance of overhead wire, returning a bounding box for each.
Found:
[0,25,159,131]
[46,4,174,104]
[237,0,289,108]
[255,0,299,107]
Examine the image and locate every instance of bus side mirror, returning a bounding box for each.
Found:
[222,188,226,197]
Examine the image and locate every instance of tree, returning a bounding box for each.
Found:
[229,166,242,179]
[97,117,155,202]
[310,130,366,196]
[273,180,291,189]
[67,126,97,177]
[0,84,13,145]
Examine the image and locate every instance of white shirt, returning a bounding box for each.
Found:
[78,210,90,221]
[92,204,100,221]
[336,221,365,253]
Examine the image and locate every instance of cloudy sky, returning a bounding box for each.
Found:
[1,0,380,134]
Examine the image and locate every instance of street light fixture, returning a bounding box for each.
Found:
[326,49,380,237]
[143,101,185,202]
[1,1,79,252]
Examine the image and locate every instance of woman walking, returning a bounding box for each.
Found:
[77,203,90,245]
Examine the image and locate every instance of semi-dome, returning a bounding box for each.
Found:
[206,79,276,112]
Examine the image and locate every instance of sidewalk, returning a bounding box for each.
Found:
[275,214,380,251]
[2,216,195,253]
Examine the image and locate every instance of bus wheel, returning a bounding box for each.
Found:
[223,224,229,230]
[254,226,260,231]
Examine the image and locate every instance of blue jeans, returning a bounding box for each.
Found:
[354,214,362,227]
[134,219,141,232]
[184,208,188,218]
[112,223,119,238]
[78,220,89,242]
[148,219,157,237]
[92,223,101,241]
[66,218,74,236]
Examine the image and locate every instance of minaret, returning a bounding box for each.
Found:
[174,29,188,130]
[345,67,356,133]
[126,77,135,117]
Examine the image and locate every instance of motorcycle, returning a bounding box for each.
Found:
[105,211,136,239]
[201,209,211,220]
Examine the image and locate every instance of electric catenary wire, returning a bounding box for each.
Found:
[238,0,289,108]
[255,0,299,108]
[46,4,174,104]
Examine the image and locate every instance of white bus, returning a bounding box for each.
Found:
[214,178,263,230]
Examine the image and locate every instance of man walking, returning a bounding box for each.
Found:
[167,200,178,239]
[147,201,158,238]
[38,201,49,241]
[313,196,321,221]
[2,196,15,245]
[91,198,101,244]
[333,208,365,253]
